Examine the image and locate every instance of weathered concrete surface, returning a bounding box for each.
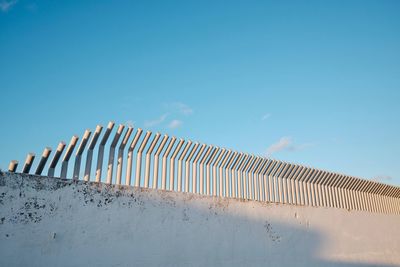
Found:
[0,172,399,267]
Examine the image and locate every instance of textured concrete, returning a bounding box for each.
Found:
[0,172,399,267]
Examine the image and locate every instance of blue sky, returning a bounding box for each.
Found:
[1,0,399,185]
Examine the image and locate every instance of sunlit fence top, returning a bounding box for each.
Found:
[7,121,400,214]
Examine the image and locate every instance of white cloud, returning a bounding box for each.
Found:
[168,102,193,115]
[266,136,314,156]
[144,113,168,127]
[261,113,271,121]
[143,102,191,129]
[266,137,292,156]
[0,0,17,12]
[168,119,183,129]
[371,175,392,182]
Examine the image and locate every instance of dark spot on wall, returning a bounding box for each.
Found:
[0,192,5,205]
[182,208,190,221]
[0,175,6,187]
[264,220,281,243]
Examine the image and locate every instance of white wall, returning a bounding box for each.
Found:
[0,172,399,267]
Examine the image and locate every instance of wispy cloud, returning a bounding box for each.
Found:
[167,102,193,115]
[261,113,271,121]
[144,113,168,127]
[143,102,191,129]
[266,137,292,155]
[168,119,183,129]
[371,175,392,182]
[0,0,17,12]
[266,136,314,156]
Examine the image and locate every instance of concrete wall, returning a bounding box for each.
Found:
[0,172,399,267]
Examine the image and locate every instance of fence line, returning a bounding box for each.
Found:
[7,121,400,214]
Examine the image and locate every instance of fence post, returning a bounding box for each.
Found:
[328,174,338,208]
[355,179,366,211]
[273,162,285,203]
[96,122,115,182]
[322,172,332,207]
[144,133,161,188]
[177,139,191,192]
[236,154,249,199]
[304,169,315,206]
[115,127,133,185]
[198,145,212,194]
[160,137,176,190]
[316,172,328,207]
[8,160,18,172]
[368,183,376,212]
[106,124,125,184]
[282,164,295,204]
[366,182,374,212]
[60,136,79,178]
[268,162,279,203]
[170,139,184,191]
[340,176,350,209]
[84,125,103,181]
[363,185,371,212]
[205,147,218,195]
[360,181,370,211]
[152,135,168,189]
[184,143,199,193]
[307,169,317,206]
[230,153,242,198]
[250,157,261,200]
[313,170,321,206]
[347,177,357,210]
[233,154,245,199]
[35,147,52,175]
[287,165,298,204]
[286,165,297,204]
[135,131,152,187]
[48,142,66,177]
[125,129,143,186]
[224,152,238,198]
[212,148,225,196]
[219,150,231,197]
[324,174,334,207]
[294,167,306,205]
[327,174,336,207]
[278,163,290,203]
[259,159,272,201]
[253,158,266,201]
[192,144,206,194]
[264,160,277,202]
[73,129,91,180]
[22,153,35,174]
[299,167,311,205]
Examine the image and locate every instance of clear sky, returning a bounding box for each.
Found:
[1,0,399,185]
